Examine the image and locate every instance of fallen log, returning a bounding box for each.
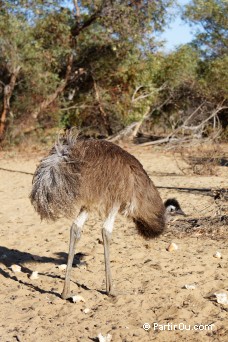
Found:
[157,185,228,199]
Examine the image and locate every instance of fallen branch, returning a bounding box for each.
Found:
[107,122,138,142]
[132,107,151,138]
[137,103,227,147]
[132,96,172,141]
[182,104,227,132]
[157,185,228,199]
[138,136,175,146]
[0,167,33,176]
[157,185,212,192]
[168,215,228,238]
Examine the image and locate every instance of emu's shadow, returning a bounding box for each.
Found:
[0,245,84,268]
[0,245,91,297]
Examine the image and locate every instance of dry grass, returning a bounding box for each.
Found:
[174,143,227,175]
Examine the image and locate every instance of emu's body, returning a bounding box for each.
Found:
[30,132,167,298]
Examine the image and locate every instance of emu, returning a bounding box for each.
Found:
[30,131,185,299]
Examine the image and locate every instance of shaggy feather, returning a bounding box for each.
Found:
[30,132,81,220]
[30,130,168,238]
[133,217,165,238]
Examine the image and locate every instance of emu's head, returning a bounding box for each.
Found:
[164,198,186,217]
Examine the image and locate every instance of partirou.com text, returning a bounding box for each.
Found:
[143,322,214,331]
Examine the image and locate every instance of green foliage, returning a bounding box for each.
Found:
[183,0,228,57]
[201,55,228,100]
[0,0,227,143]
[0,0,177,139]
[156,45,199,87]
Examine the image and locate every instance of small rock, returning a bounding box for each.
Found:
[213,251,222,259]
[206,291,228,305]
[97,333,112,342]
[71,295,86,303]
[214,292,228,305]
[183,284,196,290]
[167,242,178,252]
[10,264,21,273]
[57,264,67,271]
[29,271,39,280]
[83,308,90,314]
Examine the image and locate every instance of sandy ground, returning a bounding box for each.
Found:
[0,143,227,342]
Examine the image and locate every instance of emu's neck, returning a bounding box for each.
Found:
[164,210,172,223]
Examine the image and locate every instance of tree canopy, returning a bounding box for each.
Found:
[183,0,228,57]
[0,0,227,143]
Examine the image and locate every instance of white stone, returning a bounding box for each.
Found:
[10,264,21,273]
[97,333,112,342]
[30,271,39,280]
[214,292,228,305]
[213,251,222,259]
[57,264,67,270]
[183,284,196,290]
[167,242,178,252]
[71,295,86,303]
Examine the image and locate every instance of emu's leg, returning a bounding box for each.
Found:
[102,206,118,296]
[61,210,88,299]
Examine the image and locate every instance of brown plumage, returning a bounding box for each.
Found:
[30,132,166,237]
[30,130,184,298]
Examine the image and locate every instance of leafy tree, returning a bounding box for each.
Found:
[182,0,228,132]
[0,0,176,141]
[183,0,228,58]
[0,2,71,139]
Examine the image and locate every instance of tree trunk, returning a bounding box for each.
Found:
[30,54,74,120]
[0,66,21,139]
[93,78,113,135]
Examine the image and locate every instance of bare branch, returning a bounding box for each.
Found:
[132,106,150,137]
[73,0,80,18]
[138,102,228,147]
[132,92,154,103]
[31,54,74,120]
[139,136,173,147]
[93,79,108,118]
[182,105,228,131]
[71,1,106,37]
[131,85,144,102]
[182,103,205,126]
[131,82,167,103]
[60,104,94,111]
[0,65,21,138]
[92,75,112,134]
[108,122,138,143]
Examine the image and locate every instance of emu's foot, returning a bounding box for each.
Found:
[61,289,70,300]
[108,287,131,297]
[107,289,118,297]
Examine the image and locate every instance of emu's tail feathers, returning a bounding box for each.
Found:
[30,132,81,221]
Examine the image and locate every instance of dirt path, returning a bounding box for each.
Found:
[0,145,227,342]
